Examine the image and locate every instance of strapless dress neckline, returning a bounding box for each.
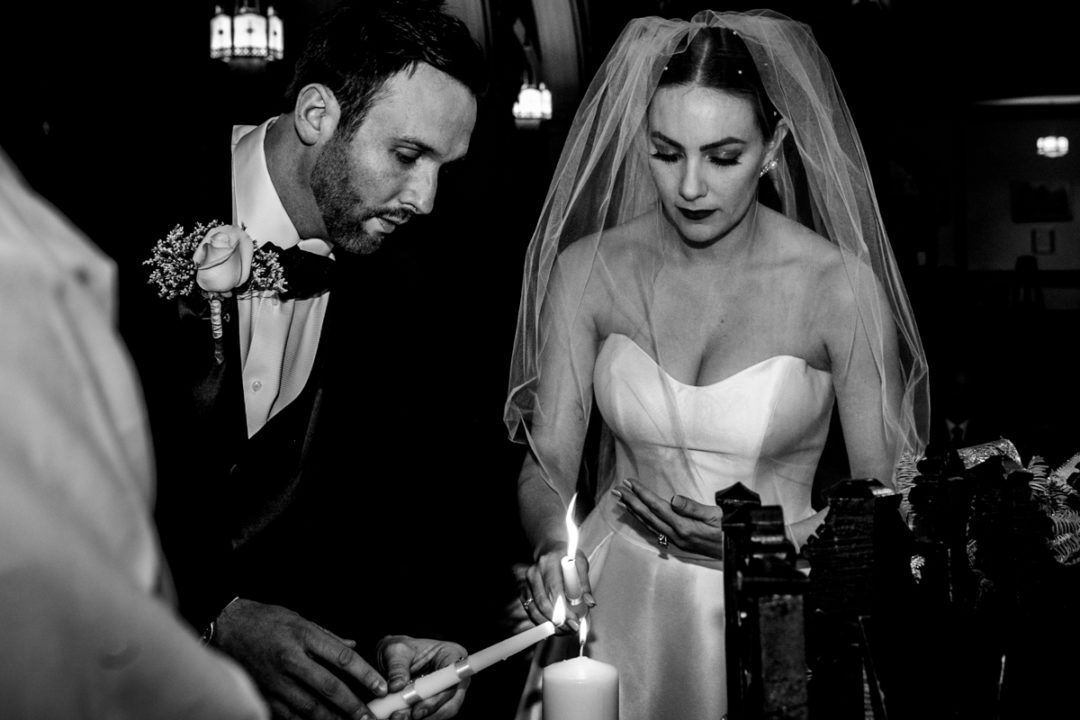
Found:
[603,332,829,390]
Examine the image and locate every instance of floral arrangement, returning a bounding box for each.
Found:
[899,439,1080,570]
[1026,451,1080,566]
[145,221,288,344]
[144,220,287,301]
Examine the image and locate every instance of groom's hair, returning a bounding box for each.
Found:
[285,0,486,139]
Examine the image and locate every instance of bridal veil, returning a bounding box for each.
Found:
[504,9,930,508]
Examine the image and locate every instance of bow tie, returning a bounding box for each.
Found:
[261,243,336,300]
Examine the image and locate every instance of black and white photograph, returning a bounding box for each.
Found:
[2,1,1079,719]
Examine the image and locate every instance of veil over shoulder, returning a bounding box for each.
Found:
[504,9,930,506]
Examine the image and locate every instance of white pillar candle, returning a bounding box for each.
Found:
[542,656,619,720]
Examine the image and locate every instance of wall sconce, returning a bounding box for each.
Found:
[210,2,283,64]
[1036,135,1068,158]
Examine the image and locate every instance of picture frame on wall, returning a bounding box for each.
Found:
[1031,228,1056,255]
[1011,180,1073,223]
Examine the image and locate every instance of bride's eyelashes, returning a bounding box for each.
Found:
[648,150,743,166]
[709,154,741,166]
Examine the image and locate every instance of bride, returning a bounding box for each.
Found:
[503,10,930,720]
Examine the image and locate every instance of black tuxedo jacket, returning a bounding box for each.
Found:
[144,283,328,616]
[132,132,350,638]
[129,129,539,720]
[126,121,537,718]
[140,255,517,658]
[133,191,503,656]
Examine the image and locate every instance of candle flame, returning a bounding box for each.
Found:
[578,615,588,656]
[565,493,579,558]
[552,594,567,626]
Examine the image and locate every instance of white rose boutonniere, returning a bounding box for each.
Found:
[145,220,288,344]
[193,224,254,294]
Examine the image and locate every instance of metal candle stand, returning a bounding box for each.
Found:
[719,483,809,720]
[799,479,905,720]
[720,479,909,720]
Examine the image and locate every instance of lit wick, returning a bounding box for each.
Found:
[560,494,584,606]
[578,615,588,658]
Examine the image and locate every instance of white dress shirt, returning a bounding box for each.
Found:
[232,119,333,438]
[0,148,267,719]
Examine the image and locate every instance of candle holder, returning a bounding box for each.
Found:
[719,484,809,720]
[801,478,909,720]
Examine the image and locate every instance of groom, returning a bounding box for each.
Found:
[137,3,485,719]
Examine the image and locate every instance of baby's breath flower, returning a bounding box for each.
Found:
[145,221,289,300]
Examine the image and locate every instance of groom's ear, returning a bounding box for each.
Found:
[294,83,340,146]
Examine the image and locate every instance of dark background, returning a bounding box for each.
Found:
[4,1,1080,717]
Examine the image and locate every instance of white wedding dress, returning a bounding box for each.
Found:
[516,332,833,720]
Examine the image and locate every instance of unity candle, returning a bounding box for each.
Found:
[542,657,619,720]
[560,494,584,605]
[366,597,567,719]
[542,616,618,720]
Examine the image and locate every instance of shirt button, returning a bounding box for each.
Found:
[251,379,263,392]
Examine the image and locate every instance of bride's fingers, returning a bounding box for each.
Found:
[670,494,724,526]
[572,553,595,602]
[613,480,677,540]
[624,480,680,528]
[526,567,553,622]
[527,557,572,627]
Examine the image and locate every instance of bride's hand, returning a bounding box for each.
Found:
[787,507,829,552]
[614,479,725,559]
[520,546,594,632]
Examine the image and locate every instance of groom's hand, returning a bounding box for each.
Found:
[214,598,386,720]
[375,636,470,720]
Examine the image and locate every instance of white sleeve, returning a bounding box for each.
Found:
[0,150,268,720]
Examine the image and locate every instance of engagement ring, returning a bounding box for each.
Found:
[657,533,669,547]
[521,597,534,613]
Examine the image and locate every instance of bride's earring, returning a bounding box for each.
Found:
[758,159,778,178]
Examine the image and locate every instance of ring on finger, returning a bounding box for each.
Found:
[657,533,669,548]
[521,596,534,613]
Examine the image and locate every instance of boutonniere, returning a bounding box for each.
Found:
[144,221,287,340]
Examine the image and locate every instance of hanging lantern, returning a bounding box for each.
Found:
[232,2,268,59]
[268,6,284,61]
[513,82,553,127]
[210,2,283,65]
[210,6,233,60]
[1037,135,1069,158]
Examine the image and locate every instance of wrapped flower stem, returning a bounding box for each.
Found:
[207,294,225,364]
[208,295,224,340]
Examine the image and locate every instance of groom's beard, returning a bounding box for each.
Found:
[311,137,392,256]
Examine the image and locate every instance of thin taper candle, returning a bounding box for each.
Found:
[561,494,584,605]
[367,597,566,719]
